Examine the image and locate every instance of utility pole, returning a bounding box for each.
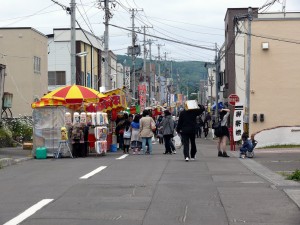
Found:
[215,43,219,120]
[156,43,163,103]
[128,9,142,99]
[245,7,252,133]
[0,65,6,121]
[70,0,76,85]
[103,0,110,91]
[148,39,153,104]
[143,26,147,83]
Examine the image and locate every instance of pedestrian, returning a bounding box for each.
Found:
[116,113,125,151]
[217,108,230,157]
[196,115,203,138]
[83,125,89,157]
[176,104,205,161]
[139,109,156,154]
[239,132,253,158]
[160,110,175,154]
[122,114,132,154]
[203,118,209,139]
[130,114,142,154]
[71,124,83,157]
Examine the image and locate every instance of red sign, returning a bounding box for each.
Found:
[228,94,240,106]
[138,84,147,112]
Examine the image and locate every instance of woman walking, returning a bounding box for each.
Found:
[217,108,230,157]
[139,110,156,154]
[130,114,142,154]
[160,110,175,154]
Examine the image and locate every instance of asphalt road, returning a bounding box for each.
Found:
[0,139,300,225]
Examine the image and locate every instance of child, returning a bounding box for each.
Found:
[240,132,253,158]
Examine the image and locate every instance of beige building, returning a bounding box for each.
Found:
[0,28,48,117]
[239,13,300,147]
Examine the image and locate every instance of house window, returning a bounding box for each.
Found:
[48,71,66,85]
[34,56,41,73]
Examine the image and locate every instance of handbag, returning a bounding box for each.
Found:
[213,122,222,137]
[151,120,156,132]
[173,134,182,149]
[123,127,131,138]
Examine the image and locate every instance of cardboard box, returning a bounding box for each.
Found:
[184,100,199,110]
[23,142,33,150]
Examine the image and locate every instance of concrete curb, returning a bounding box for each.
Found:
[0,157,33,168]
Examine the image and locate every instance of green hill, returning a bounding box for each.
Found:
[117,55,208,94]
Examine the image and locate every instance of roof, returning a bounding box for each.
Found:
[0,27,47,38]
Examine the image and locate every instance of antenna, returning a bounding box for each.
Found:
[283,0,286,17]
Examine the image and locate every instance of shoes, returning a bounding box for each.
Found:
[190,158,195,160]
[218,151,223,157]
[222,151,230,157]
[185,157,189,162]
[172,150,176,154]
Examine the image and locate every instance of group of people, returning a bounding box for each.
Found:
[115,110,156,155]
[114,104,255,162]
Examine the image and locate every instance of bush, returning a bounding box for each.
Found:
[1,117,33,145]
[287,169,300,181]
[0,123,13,147]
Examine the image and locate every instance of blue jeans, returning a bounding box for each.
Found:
[142,137,152,154]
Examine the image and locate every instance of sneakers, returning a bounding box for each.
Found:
[172,150,176,154]
[185,157,189,162]
[190,158,195,161]
[222,151,230,157]
[218,151,223,157]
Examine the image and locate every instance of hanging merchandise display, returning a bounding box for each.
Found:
[94,112,108,155]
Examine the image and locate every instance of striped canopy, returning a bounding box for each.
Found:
[41,85,104,104]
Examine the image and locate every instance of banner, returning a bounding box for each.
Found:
[233,103,244,141]
[138,84,146,112]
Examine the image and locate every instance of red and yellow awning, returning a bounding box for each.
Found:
[41,85,104,104]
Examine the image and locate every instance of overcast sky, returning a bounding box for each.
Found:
[1,0,300,62]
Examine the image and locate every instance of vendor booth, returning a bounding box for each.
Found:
[31,85,127,158]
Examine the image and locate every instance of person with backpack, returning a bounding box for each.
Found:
[216,108,230,157]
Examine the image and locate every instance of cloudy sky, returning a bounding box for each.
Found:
[1,0,300,62]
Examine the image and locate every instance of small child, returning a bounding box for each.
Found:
[240,132,253,158]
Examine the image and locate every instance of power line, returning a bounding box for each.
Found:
[108,23,216,51]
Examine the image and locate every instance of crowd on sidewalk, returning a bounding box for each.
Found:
[113,101,242,162]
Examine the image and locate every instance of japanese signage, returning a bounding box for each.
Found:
[233,103,244,141]
[138,84,146,112]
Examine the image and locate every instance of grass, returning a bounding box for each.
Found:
[287,170,300,181]
[260,144,300,149]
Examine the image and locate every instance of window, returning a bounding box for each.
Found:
[34,56,41,73]
[48,71,66,85]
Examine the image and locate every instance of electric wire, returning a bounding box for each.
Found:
[3,3,57,26]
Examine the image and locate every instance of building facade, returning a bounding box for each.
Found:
[0,27,48,117]
[48,28,103,91]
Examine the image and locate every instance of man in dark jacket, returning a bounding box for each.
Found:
[176,104,205,161]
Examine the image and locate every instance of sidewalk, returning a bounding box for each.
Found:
[0,146,33,167]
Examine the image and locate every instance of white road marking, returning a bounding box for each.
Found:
[80,166,107,179]
[116,154,129,160]
[4,199,53,225]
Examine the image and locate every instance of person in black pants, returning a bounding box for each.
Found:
[82,125,89,157]
[176,104,205,161]
[160,110,175,154]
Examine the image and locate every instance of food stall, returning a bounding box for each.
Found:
[31,86,127,158]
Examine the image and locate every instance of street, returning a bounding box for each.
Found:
[1,139,300,225]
